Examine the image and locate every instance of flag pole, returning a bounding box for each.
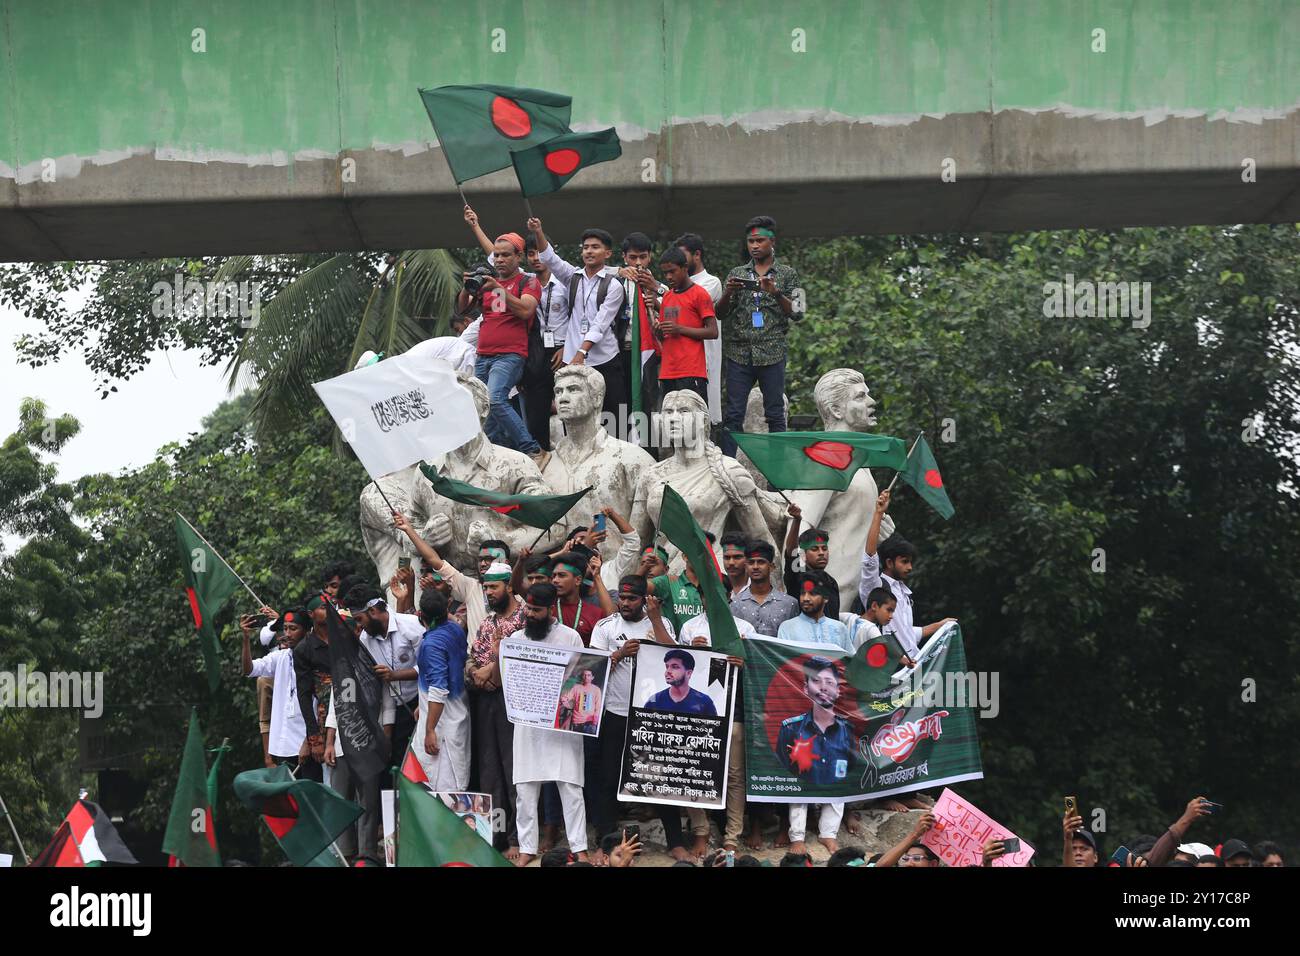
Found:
[522,197,535,220]
[527,522,553,550]
[885,431,925,494]
[369,479,398,516]
[0,791,30,864]
[176,512,268,608]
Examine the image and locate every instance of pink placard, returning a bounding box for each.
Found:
[920,788,1035,867]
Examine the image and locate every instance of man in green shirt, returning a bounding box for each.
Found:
[716,215,801,458]
[645,532,717,636]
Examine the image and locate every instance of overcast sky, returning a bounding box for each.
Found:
[1,304,231,547]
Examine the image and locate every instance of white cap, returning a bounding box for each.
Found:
[1178,842,1213,857]
[482,562,513,582]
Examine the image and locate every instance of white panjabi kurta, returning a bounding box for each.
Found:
[414,687,471,791]
[510,622,586,786]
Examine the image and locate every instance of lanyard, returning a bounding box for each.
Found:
[556,599,581,630]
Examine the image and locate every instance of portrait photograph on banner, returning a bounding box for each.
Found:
[618,644,735,810]
[499,638,612,737]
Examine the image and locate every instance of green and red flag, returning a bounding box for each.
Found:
[509,127,622,197]
[396,774,512,868]
[232,765,362,867]
[418,84,573,184]
[419,463,592,530]
[400,745,428,784]
[657,485,743,658]
[728,430,908,492]
[898,433,954,519]
[845,631,908,696]
[30,797,138,867]
[174,513,245,692]
[162,708,220,867]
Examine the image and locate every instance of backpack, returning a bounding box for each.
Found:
[566,272,625,347]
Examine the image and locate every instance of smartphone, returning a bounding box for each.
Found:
[592,513,607,533]
[733,278,761,291]
[1002,837,1021,854]
[248,614,270,629]
[625,824,640,843]
[1200,799,1223,814]
[1064,795,1078,818]
[1110,846,1131,867]
[724,849,735,867]
[398,555,411,569]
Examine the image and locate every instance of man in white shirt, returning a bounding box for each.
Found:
[674,233,724,425]
[344,586,423,762]
[527,216,627,423]
[588,576,676,838]
[241,608,309,774]
[510,582,590,866]
[522,234,569,450]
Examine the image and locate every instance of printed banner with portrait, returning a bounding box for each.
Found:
[500,638,612,737]
[743,624,983,803]
[617,644,735,810]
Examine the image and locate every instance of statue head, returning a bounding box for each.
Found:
[553,364,604,423]
[659,389,709,450]
[457,372,490,424]
[814,369,876,431]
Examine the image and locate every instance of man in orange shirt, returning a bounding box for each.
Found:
[653,247,718,407]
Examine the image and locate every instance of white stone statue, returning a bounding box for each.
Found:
[735,384,790,492]
[412,373,562,574]
[788,369,896,610]
[359,465,429,604]
[641,389,782,574]
[541,364,655,572]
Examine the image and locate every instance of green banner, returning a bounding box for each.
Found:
[743,624,983,803]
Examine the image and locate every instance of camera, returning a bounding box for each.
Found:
[463,263,496,296]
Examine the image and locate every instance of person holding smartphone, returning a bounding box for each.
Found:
[716,215,801,458]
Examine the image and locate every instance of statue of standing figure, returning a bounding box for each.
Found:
[641,389,782,573]
[787,369,896,611]
[410,373,561,574]
[540,364,655,578]
[360,464,432,605]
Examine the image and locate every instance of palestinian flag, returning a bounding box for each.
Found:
[162,708,220,867]
[657,485,743,658]
[396,774,512,868]
[418,84,572,184]
[845,631,908,695]
[898,434,954,519]
[400,745,428,784]
[174,513,245,692]
[420,463,591,531]
[510,127,621,197]
[232,765,362,867]
[728,430,908,492]
[30,798,138,867]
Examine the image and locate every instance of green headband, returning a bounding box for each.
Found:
[748,227,775,239]
[798,529,830,548]
[480,547,507,560]
[554,562,584,577]
[642,546,669,564]
[482,570,512,582]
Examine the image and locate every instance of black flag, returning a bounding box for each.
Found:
[325,603,391,781]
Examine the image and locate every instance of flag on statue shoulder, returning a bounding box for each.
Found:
[313,350,479,480]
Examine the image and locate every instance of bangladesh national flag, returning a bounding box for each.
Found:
[162,708,220,867]
[845,631,908,696]
[174,513,245,692]
[899,434,954,519]
[418,84,573,184]
[420,463,592,531]
[396,774,512,868]
[657,485,743,658]
[510,127,622,197]
[232,765,362,867]
[30,798,138,867]
[728,430,908,492]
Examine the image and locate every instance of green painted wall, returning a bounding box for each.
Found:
[1,0,1295,171]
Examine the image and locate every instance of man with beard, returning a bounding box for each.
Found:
[588,576,676,837]
[781,521,841,620]
[775,656,855,855]
[511,583,589,866]
[343,585,422,761]
[412,587,469,790]
[776,575,853,652]
[465,562,526,857]
[643,648,716,715]
[241,607,310,777]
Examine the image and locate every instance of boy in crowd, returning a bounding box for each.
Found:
[652,247,717,406]
[783,509,840,618]
[730,540,799,638]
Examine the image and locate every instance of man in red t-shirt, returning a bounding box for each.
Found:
[549,551,607,647]
[455,222,544,462]
[653,247,717,405]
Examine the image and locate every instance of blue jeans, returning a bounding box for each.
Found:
[475,353,540,454]
[721,357,786,457]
